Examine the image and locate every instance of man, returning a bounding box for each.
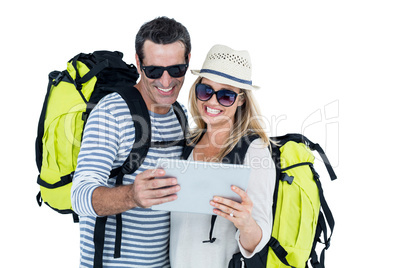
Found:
[71,17,191,267]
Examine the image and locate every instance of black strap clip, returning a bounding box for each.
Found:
[53,72,65,86]
[281,173,294,185]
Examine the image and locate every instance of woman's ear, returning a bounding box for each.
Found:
[237,93,246,107]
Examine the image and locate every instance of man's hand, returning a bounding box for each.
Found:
[132,169,180,208]
[92,168,180,216]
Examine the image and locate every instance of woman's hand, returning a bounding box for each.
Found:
[210,186,255,231]
[210,186,262,252]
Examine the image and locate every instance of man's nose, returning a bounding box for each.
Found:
[159,70,173,87]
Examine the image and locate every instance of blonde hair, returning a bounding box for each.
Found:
[188,77,271,161]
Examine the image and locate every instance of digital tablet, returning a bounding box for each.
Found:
[151,158,251,214]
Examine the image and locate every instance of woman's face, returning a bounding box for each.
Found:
[196,78,245,129]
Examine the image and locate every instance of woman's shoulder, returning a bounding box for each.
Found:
[247,137,271,154]
[244,137,273,164]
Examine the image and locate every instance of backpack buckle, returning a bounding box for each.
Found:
[82,112,89,122]
[53,72,65,86]
[325,237,331,249]
[281,173,294,185]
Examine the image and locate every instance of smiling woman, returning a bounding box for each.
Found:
[169,44,276,268]
[195,78,244,131]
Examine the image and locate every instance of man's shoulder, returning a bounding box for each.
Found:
[173,101,188,118]
[98,92,126,106]
[95,92,131,115]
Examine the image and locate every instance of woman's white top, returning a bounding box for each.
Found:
[169,138,276,268]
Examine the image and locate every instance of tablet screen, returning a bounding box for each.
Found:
[151,158,251,214]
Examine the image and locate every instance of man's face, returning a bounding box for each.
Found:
[136,40,190,114]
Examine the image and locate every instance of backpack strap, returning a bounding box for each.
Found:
[172,101,188,139]
[93,88,188,267]
[271,133,337,181]
[149,102,188,150]
[116,86,152,175]
[180,131,222,243]
[183,134,260,245]
[181,130,204,160]
[93,86,150,268]
[224,134,259,164]
[70,53,110,103]
[309,167,335,268]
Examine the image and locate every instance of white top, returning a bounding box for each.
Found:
[169,138,276,268]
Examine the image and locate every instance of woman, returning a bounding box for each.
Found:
[169,45,276,267]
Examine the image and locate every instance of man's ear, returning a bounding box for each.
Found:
[135,54,141,73]
[186,52,191,64]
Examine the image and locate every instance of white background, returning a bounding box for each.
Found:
[1,0,401,267]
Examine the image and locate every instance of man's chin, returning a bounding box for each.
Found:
[150,98,178,114]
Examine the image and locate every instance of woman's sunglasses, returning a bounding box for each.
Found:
[195,83,242,107]
[140,60,188,79]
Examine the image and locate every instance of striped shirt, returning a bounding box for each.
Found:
[71,92,186,268]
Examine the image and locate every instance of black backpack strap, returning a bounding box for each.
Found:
[181,130,206,161]
[172,101,188,138]
[93,86,151,268]
[181,133,218,244]
[180,131,220,243]
[92,89,188,267]
[35,71,58,172]
[267,237,296,268]
[187,134,260,246]
[223,134,259,165]
[93,216,108,268]
[203,215,218,243]
[271,134,337,181]
[117,86,152,174]
[76,59,110,86]
[149,101,188,149]
[309,168,335,268]
[181,140,196,160]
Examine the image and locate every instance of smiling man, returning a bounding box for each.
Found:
[136,40,189,114]
[71,17,191,267]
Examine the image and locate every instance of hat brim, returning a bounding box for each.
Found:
[191,70,260,90]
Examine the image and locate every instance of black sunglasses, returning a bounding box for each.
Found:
[195,83,242,107]
[140,61,188,79]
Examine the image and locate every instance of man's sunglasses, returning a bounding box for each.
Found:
[140,61,188,79]
[195,83,242,107]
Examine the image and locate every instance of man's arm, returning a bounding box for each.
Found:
[71,93,180,217]
[91,169,180,216]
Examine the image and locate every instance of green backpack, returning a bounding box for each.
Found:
[265,134,336,268]
[211,134,336,268]
[35,51,140,220]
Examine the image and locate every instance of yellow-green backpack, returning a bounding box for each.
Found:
[225,134,337,268]
[35,51,140,220]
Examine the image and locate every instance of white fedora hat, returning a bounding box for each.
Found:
[191,44,259,90]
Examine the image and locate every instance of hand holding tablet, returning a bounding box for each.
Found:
[152,158,251,214]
